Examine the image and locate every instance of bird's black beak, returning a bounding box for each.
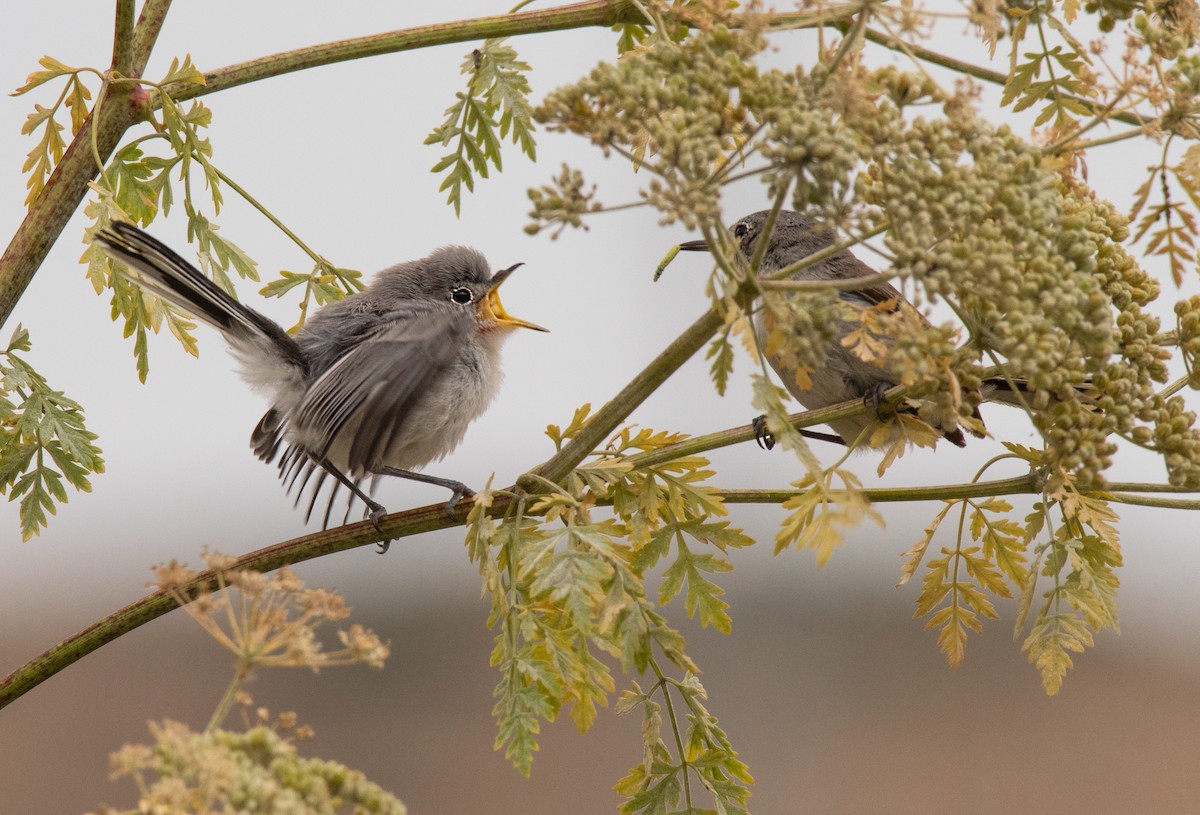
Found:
[677,239,711,252]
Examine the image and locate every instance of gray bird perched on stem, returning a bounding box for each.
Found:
[96,222,546,549]
[680,209,1034,449]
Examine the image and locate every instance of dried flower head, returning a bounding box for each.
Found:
[155,552,389,673]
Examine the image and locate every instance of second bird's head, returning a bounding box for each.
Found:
[678,210,828,260]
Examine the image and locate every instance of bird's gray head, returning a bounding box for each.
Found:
[376,245,547,332]
[376,246,492,304]
[678,209,834,267]
[727,210,833,261]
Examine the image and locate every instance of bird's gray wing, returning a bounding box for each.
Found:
[290,305,472,474]
[820,252,908,311]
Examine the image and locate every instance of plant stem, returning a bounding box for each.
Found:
[5,444,1192,713]
[627,393,885,470]
[205,661,251,734]
[861,26,1147,129]
[208,164,329,270]
[523,306,728,486]
[649,656,693,811]
[166,0,648,103]
[131,0,173,71]
[717,478,1039,503]
[112,0,136,76]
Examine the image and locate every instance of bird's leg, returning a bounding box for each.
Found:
[377,467,475,517]
[864,381,894,420]
[317,458,392,553]
[750,414,847,450]
[801,428,848,446]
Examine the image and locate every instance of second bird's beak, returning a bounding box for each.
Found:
[677,239,711,252]
[481,263,548,332]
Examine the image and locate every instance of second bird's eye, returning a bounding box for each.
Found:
[451,287,474,304]
[733,222,749,237]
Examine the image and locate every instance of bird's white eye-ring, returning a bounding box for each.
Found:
[733,222,750,237]
[451,287,474,305]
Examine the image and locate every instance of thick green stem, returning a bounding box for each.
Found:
[522,306,726,487]
[862,27,1146,129]
[112,0,136,75]
[131,0,173,71]
[168,0,644,103]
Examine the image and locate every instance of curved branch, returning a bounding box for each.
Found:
[7,450,1191,711]
[0,496,491,712]
[168,0,644,102]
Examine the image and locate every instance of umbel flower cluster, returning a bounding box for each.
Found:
[533,20,1200,491]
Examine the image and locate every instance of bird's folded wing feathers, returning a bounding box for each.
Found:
[291,307,472,473]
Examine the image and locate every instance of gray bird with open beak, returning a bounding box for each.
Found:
[97,222,546,546]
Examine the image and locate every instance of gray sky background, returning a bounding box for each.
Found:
[3,3,1200,813]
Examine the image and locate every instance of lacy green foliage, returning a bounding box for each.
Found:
[901,497,1021,670]
[897,443,1121,693]
[466,407,752,804]
[1000,9,1094,130]
[102,720,405,815]
[12,56,93,208]
[1114,13,1200,282]
[1131,141,1200,287]
[67,57,266,380]
[16,52,361,382]
[81,188,198,382]
[705,328,736,396]
[775,464,883,565]
[750,372,930,561]
[614,676,752,815]
[259,262,366,333]
[0,326,104,540]
[611,0,723,54]
[425,39,536,215]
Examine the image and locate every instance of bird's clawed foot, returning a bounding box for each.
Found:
[363,500,393,554]
[752,414,777,450]
[443,481,476,517]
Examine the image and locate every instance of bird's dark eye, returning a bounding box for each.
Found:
[450,287,474,305]
[733,222,749,237]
